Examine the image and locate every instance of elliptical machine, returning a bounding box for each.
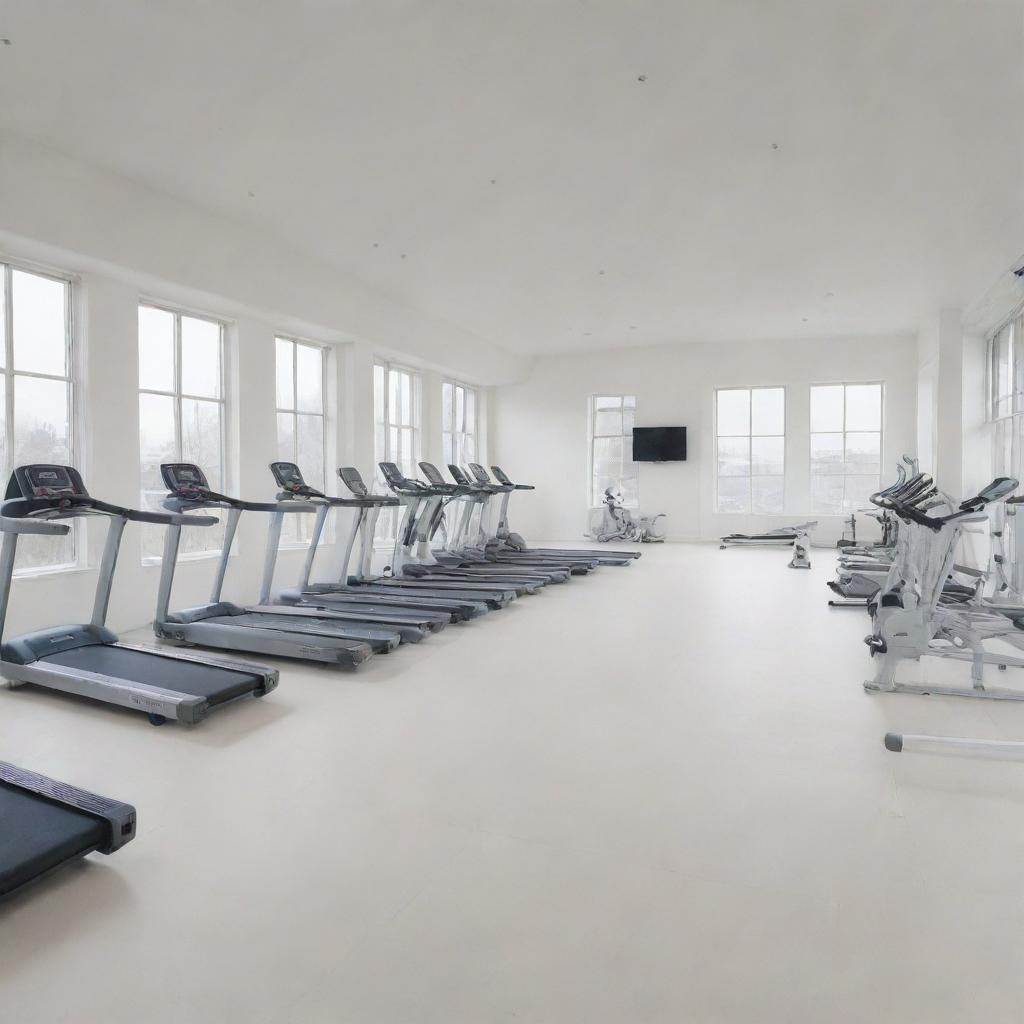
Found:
[591,487,666,543]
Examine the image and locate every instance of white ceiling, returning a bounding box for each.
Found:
[1,1,1022,356]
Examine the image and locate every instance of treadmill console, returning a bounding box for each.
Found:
[490,466,513,486]
[378,462,407,488]
[448,464,471,486]
[338,467,368,497]
[161,463,211,495]
[468,463,490,484]
[270,461,323,498]
[6,465,88,500]
[418,462,446,486]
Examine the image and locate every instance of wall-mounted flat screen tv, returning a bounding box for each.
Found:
[632,427,687,462]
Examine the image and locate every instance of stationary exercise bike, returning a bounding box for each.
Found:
[591,487,666,543]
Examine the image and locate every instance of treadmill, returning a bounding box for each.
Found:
[0,760,135,900]
[335,467,512,611]
[258,461,453,635]
[449,464,600,572]
[485,464,641,565]
[411,462,568,586]
[155,463,398,666]
[0,464,278,725]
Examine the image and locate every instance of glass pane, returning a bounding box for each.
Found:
[12,270,67,376]
[0,375,5,471]
[810,385,844,432]
[717,476,749,514]
[297,414,325,489]
[374,423,386,465]
[844,474,880,511]
[845,432,881,475]
[751,476,784,514]
[810,432,844,472]
[388,426,399,462]
[295,344,323,413]
[593,436,623,481]
[139,305,175,392]
[277,411,295,463]
[623,406,635,433]
[463,433,476,463]
[594,409,622,436]
[465,389,476,432]
[181,398,223,488]
[716,389,750,436]
[401,427,415,473]
[13,376,70,465]
[442,430,454,464]
[400,372,412,426]
[845,384,881,432]
[751,388,784,436]
[374,363,386,424]
[181,316,222,398]
[455,385,465,431]
[442,382,453,434]
[594,395,621,411]
[751,436,784,475]
[811,473,844,514]
[0,273,5,370]
[716,436,750,477]
[138,391,176,561]
[276,339,294,409]
[620,464,639,507]
[623,395,636,410]
[388,370,400,428]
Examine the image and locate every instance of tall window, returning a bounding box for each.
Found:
[442,380,478,467]
[373,361,421,538]
[0,263,76,572]
[810,383,883,513]
[590,395,638,507]
[715,387,785,514]
[138,304,226,560]
[989,313,1024,593]
[276,337,327,544]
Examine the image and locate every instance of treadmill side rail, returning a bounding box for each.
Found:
[0,761,136,853]
[0,658,212,723]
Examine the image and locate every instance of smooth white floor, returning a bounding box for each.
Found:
[4,543,1024,1023]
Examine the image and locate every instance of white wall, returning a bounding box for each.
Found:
[0,140,507,637]
[491,335,918,543]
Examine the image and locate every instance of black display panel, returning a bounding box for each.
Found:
[632,427,687,462]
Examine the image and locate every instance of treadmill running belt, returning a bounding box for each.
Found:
[0,782,105,897]
[41,646,262,705]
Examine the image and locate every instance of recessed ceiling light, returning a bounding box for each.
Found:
[801,317,808,323]
[0,39,11,46]
[629,325,637,330]
[637,75,647,82]
[400,254,407,259]
[247,191,255,198]
[771,143,779,150]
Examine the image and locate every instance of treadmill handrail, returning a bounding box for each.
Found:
[0,515,70,536]
[0,495,216,528]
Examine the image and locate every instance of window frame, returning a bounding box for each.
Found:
[442,378,479,468]
[589,394,639,509]
[374,359,422,542]
[1,258,80,576]
[714,385,787,515]
[138,300,228,564]
[275,335,328,548]
[808,380,885,515]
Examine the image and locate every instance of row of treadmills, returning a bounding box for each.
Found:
[1,459,638,901]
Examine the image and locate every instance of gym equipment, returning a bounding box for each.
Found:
[373,462,532,599]
[863,474,1024,700]
[258,461,452,635]
[156,463,391,666]
[473,464,639,566]
[884,733,1024,762]
[333,467,498,616]
[719,521,817,569]
[0,464,278,726]
[0,761,135,900]
[589,487,666,543]
[414,462,570,584]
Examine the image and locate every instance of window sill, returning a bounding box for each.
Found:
[13,562,87,581]
[142,550,229,567]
